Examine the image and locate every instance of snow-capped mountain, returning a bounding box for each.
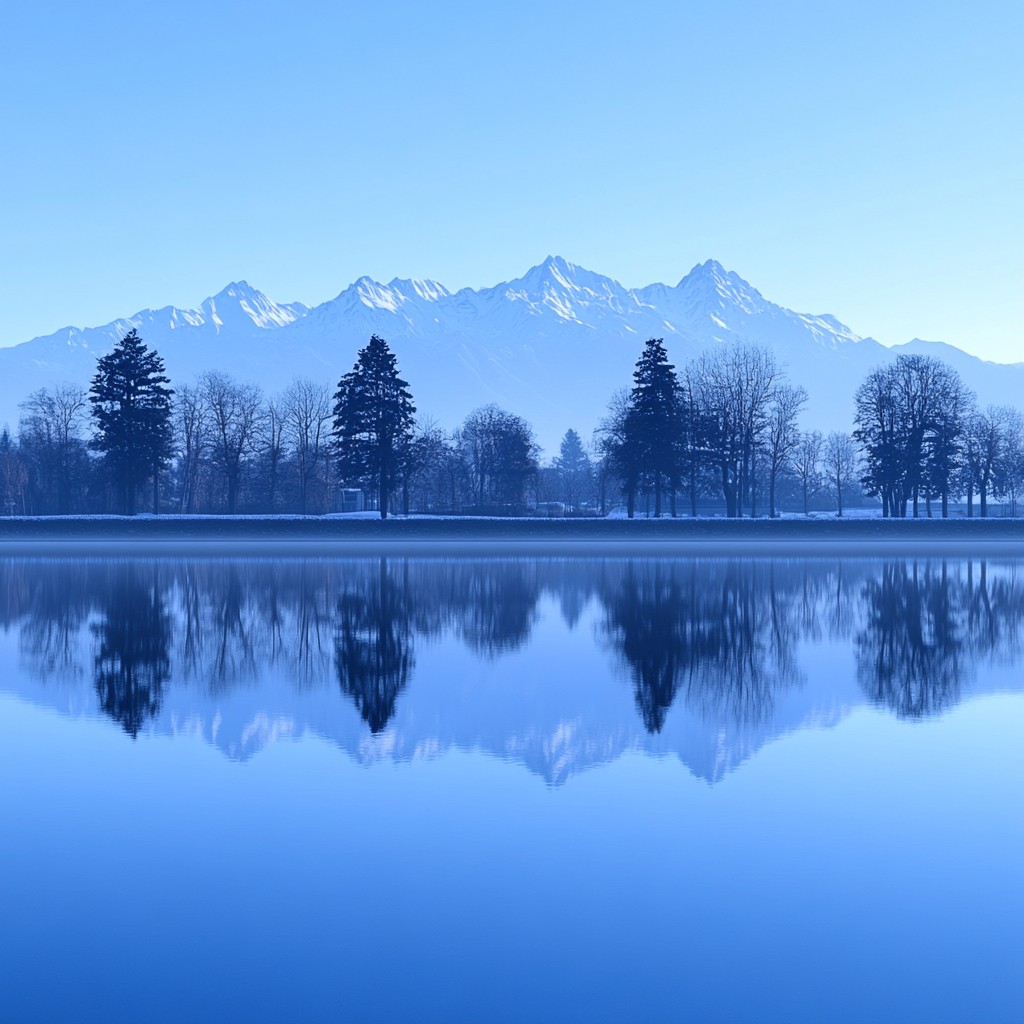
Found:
[4,279,309,396]
[2,258,1020,452]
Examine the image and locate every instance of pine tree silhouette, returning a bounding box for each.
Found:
[89,329,173,514]
[332,335,416,519]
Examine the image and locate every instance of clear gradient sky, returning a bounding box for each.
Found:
[2,1,1021,360]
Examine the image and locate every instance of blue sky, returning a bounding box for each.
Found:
[2,1,1021,360]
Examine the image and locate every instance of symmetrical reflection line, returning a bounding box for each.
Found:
[3,556,1023,772]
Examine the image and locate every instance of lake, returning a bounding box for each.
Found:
[1,553,1021,1023]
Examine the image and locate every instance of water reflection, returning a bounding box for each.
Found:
[856,561,964,718]
[855,559,1024,717]
[93,564,172,738]
[600,562,803,732]
[336,559,414,733]
[2,556,1023,775]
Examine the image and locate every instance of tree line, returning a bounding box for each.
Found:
[2,328,1023,518]
[2,331,541,517]
[597,338,1024,518]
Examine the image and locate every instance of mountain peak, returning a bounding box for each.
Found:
[677,260,767,314]
[508,256,611,293]
[541,254,574,273]
[350,276,403,312]
[212,280,261,301]
[679,259,733,286]
[692,258,727,275]
[201,281,305,330]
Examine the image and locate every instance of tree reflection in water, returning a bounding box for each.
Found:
[444,560,541,657]
[856,559,1024,717]
[600,561,804,732]
[856,561,962,717]
[335,559,414,733]
[600,563,690,732]
[8,561,93,682]
[91,563,172,738]
[3,555,1024,741]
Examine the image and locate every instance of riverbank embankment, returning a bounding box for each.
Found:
[1,515,1024,557]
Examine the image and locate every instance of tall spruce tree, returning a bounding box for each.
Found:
[89,329,173,515]
[622,338,682,518]
[332,335,416,519]
[553,428,593,511]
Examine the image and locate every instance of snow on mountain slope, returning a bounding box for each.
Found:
[1,260,1021,453]
[1,281,308,392]
[199,281,309,331]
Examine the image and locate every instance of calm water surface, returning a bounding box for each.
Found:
[1,554,1022,1023]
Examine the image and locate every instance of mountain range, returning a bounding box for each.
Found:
[4,257,1021,453]
[5,603,1019,787]
[0,640,864,786]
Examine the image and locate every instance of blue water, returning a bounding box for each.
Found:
[1,555,1021,1023]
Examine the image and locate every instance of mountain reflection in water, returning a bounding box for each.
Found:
[2,556,1023,781]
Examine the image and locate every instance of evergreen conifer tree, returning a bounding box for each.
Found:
[623,338,682,517]
[89,329,173,515]
[332,335,416,519]
[553,428,593,510]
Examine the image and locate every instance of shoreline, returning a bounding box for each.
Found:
[1,515,1024,556]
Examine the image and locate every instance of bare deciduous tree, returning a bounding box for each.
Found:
[765,383,808,518]
[691,344,781,517]
[456,405,539,511]
[173,384,206,513]
[792,430,824,515]
[282,379,332,514]
[824,431,858,517]
[962,406,1008,518]
[199,371,263,514]
[19,384,90,513]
